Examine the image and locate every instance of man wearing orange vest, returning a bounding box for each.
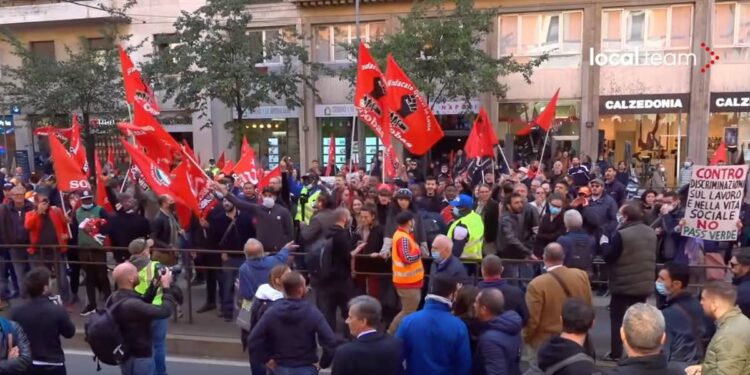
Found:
[387,211,425,335]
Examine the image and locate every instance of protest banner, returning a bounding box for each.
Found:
[681,165,748,241]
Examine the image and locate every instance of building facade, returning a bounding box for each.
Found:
[2,0,749,186]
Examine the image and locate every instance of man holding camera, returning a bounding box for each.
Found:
[110,261,177,375]
[128,238,175,375]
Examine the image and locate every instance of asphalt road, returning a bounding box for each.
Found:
[64,350,257,375]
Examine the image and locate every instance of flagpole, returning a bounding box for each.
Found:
[495,144,512,174]
[540,131,550,166]
[59,190,73,238]
[349,117,356,172]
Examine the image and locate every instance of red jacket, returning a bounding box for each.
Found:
[24,207,69,255]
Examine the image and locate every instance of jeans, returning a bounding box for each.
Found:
[219,257,243,317]
[28,365,66,375]
[9,248,29,298]
[151,318,168,375]
[120,357,154,375]
[609,294,648,358]
[388,288,421,335]
[272,366,318,375]
[31,249,72,305]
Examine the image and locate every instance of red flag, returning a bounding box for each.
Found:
[234,146,260,185]
[34,126,73,140]
[241,136,251,158]
[516,88,560,136]
[128,105,181,170]
[94,156,114,213]
[119,45,160,116]
[221,160,235,176]
[258,165,281,191]
[464,107,499,159]
[170,162,201,228]
[121,139,174,197]
[182,140,199,165]
[216,151,226,170]
[325,134,335,176]
[180,150,219,218]
[48,130,89,192]
[69,115,89,175]
[107,145,115,168]
[384,54,444,155]
[710,142,728,165]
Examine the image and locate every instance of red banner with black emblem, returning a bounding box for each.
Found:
[119,46,160,116]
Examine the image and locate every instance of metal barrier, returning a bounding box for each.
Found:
[0,244,732,324]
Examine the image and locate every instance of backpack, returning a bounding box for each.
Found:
[304,237,334,281]
[522,352,593,375]
[566,234,594,275]
[84,297,131,368]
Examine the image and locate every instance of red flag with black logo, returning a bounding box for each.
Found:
[120,138,174,197]
[384,54,444,155]
[464,107,498,159]
[48,130,89,192]
[325,134,335,176]
[516,88,560,136]
[128,105,181,170]
[119,45,160,116]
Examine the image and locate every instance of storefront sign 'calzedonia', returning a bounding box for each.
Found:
[599,93,691,115]
[710,92,750,112]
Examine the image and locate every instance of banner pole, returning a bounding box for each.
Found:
[496,144,512,173]
[59,190,73,238]
[349,117,356,172]
[540,131,550,166]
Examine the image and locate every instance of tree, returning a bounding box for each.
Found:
[342,0,547,107]
[0,2,138,188]
[143,0,325,143]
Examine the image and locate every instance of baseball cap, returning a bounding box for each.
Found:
[394,188,413,200]
[578,186,592,197]
[450,194,474,208]
[589,178,604,186]
[128,238,154,255]
[80,190,94,200]
[2,183,12,190]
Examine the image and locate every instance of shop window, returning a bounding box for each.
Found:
[498,10,583,66]
[240,118,300,170]
[313,22,386,63]
[602,5,693,51]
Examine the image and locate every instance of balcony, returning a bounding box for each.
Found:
[0,0,120,27]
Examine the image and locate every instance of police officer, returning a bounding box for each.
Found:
[447,194,485,260]
[295,172,322,225]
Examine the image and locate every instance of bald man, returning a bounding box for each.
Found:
[110,263,177,375]
[429,235,469,290]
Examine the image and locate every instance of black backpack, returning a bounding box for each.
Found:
[305,237,334,281]
[566,235,594,275]
[84,297,131,368]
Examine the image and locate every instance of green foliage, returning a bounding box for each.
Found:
[340,0,547,107]
[143,0,325,134]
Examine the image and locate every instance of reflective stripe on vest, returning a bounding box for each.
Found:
[391,229,424,285]
[134,261,163,306]
[448,212,485,260]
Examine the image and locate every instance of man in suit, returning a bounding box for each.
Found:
[332,296,403,375]
[524,242,593,362]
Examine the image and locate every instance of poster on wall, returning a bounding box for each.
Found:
[323,137,348,169]
[681,165,748,241]
[267,138,279,168]
[724,127,738,148]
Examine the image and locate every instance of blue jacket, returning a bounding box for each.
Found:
[580,194,618,239]
[473,311,523,375]
[733,274,750,319]
[397,297,472,375]
[429,256,469,288]
[238,247,290,300]
[661,292,708,365]
[557,230,596,273]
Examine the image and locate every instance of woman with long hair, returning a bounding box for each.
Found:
[379,188,429,256]
[452,285,482,353]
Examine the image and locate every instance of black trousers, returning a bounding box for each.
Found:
[83,263,111,307]
[609,294,648,358]
[205,269,219,305]
[316,280,353,335]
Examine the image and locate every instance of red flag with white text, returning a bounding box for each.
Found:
[234,146,260,185]
[48,130,90,192]
[384,54,444,155]
[119,46,160,116]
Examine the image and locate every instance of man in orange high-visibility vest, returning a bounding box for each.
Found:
[386,211,425,335]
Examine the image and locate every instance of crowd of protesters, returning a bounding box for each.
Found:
[0,149,748,375]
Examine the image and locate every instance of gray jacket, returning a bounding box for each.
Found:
[300,209,336,246]
[226,195,294,252]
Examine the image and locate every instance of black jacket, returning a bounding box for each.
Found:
[733,274,750,319]
[248,298,338,368]
[477,278,529,326]
[478,199,499,245]
[534,210,567,257]
[331,332,403,375]
[605,180,627,206]
[10,297,75,364]
[537,336,594,375]
[109,289,176,358]
[150,210,177,249]
[321,224,354,285]
[497,206,538,259]
[599,354,684,375]
[107,211,151,248]
[661,292,708,365]
[0,320,31,373]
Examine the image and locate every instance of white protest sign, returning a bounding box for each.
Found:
[681,165,748,241]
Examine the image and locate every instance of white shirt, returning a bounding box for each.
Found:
[357,329,377,339]
[546,265,563,272]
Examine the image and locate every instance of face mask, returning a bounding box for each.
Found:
[431,252,441,261]
[81,203,93,209]
[549,206,561,215]
[655,281,669,296]
[262,197,275,208]
[452,207,460,217]
[660,167,666,173]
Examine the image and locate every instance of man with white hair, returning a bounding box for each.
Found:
[429,234,469,290]
[602,303,683,374]
[556,210,596,275]
[238,239,297,304]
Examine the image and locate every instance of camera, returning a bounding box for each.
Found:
[154,264,183,280]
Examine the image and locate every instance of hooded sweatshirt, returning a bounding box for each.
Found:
[537,336,594,375]
[247,298,337,367]
[472,310,523,375]
[238,248,290,300]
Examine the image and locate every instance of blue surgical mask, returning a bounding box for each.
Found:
[431,252,441,261]
[81,203,94,210]
[549,206,561,215]
[452,207,460,217]
[655,281,669,296]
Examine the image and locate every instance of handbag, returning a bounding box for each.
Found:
[235,298,253,331]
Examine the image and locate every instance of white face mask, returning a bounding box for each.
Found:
[262,197,275,208]
[81,203,94,210]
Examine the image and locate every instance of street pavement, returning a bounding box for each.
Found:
[65,349,257,375]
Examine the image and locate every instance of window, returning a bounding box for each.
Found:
[498,11,583,57]
[714,2,750,46]
[247,28,292,65]
[313,22,386,62]
[602,5,693,51]
[30,41,55,61]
